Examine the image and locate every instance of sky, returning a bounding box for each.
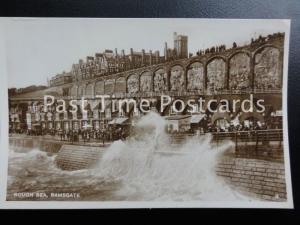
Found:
[2,18,289,88]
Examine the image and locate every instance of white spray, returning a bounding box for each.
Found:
[7,112,251,201]
[93,112,249,201]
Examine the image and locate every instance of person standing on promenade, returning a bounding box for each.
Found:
[101,129,105,146]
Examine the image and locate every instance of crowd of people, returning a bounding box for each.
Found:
[9,112,282,144]
[10,126,129,145]
[55,127,128,144]
[206,121,269,133]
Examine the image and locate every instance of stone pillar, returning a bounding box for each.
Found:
[167,67,171,91]
[279,48,284,89]
[250,52,255,91]
[141,49,145,66]
[225,58,230,90]
[149,50,153,65]
[184,67,188,91]
[92,83,95,97]
[151,71,155,93]
[130,48,134,68]
[155,51,160,64]
[204,61,208,91]
[152,71,155,92]
[164,42,168,61]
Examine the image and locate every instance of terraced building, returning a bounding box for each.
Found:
[8,32,284,132]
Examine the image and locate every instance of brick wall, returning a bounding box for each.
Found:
[55,145,102,171]
[235,143,284,162]
[216,156,287,201]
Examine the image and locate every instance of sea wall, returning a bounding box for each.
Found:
[9,136,63,153]
[235,143,284,162]
[9,137,103,170]
[10,136,288,201]
[55,144,102,171]
[216,155,287,201]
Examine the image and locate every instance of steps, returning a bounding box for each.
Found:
[55,144,103,171]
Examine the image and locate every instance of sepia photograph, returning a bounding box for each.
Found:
[0,18,293,208]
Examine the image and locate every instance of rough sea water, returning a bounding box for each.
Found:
[7,112,253,201]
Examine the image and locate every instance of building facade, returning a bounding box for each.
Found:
[9,32,284,133]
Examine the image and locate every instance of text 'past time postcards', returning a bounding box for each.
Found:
[0,18,293,209]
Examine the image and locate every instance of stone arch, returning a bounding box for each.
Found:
[85,83,94,96]
[235,99,265,124]
[211,103,231,124]
[207,55,227,63]
[253,44,280,56]
[70,85,78,97]
[170,65,185,91]
[127,74,139,93]
[212,115,231,126]
[94,80,104,95]
[140,71,153,92]
[228,50,251,59]
[187,61,204,91]
[104,79,115,94]
[239,112,264,123]
[254,46,281,89]
[169,61,186,69]
[229,52,251,90]
[206,57,226,92]
[77,84,85,97]
[115,77,126,93]
[153,68,168,92]
[211,116,230,124]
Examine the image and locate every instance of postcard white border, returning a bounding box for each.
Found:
[0,18,293,209]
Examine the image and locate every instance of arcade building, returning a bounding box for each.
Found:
[9,32,284,134]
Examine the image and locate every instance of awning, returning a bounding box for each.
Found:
[190,114,206,124]
[108,117,129,125]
